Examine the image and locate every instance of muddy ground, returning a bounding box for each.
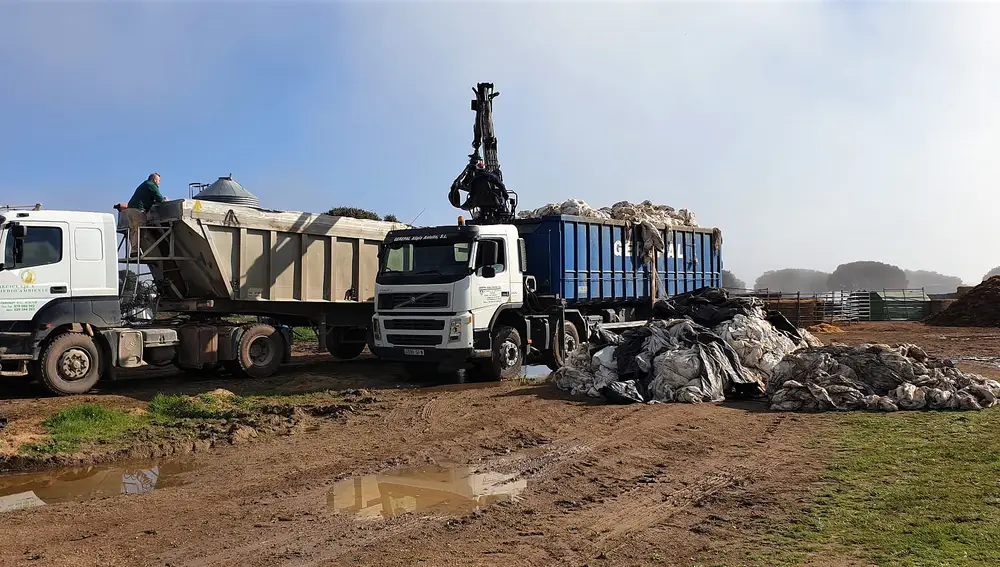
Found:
[1,322,998,567]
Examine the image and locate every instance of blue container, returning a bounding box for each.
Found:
[515,215,722,306]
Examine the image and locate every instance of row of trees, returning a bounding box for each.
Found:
[327,207,400,223]
[723,262,976,295]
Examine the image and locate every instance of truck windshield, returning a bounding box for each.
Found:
[377,241,471,283]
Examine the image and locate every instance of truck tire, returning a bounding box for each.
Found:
[546,321,581,371]
[39,332,102,395]
[326,333,366,361]
[478,325,523,381]
[233,324,284,379]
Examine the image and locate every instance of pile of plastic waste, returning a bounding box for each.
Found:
[553,288,816,404]
[518,199,698,228]
[767,343,1000,412]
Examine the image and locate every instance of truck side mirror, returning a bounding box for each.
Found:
[481,266,496,279]
[7,223,26,267]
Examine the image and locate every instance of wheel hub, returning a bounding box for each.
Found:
[58,348,92,381]
[564,332,577,354]
[248,336,274,366]
[500,340,519,368]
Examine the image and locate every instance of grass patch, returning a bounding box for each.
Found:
[758,411,1000,566]
[20,404,149,455]
[292,327,317,343]
[149,391,256,420]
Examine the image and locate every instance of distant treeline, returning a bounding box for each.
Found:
[723,262,995,295]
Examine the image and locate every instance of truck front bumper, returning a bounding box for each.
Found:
[371,345,491,366]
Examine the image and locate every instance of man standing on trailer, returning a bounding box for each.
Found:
[122,173,166,256]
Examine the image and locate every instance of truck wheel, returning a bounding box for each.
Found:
[479,326,523,381]
[233,324,284,379]
[39,333,102,395]
[326,335,366,361]
[546,322,581,371]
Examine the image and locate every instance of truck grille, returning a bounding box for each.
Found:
[378,292,449,310]
[387,334,443,346]
[383,319,446,331]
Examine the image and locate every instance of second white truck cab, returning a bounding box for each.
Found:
[370,219,576,381]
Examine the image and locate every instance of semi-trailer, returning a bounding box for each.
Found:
[0,184,404,395]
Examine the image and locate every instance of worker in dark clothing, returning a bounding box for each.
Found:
[127,172,165,211]
[122,173,167,256]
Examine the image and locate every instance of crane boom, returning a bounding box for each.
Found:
[448,82,518,224]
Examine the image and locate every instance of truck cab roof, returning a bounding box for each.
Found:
[0,209,114,225]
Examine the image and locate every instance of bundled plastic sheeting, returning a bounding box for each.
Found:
[713,313,800,386]
[768,343,1000,412]
[553,287,827,406]
[518,199,698,228]
[553,318,760,404]
[653,288,766,329]
[521,199,612,220]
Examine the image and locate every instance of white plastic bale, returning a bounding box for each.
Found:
[798,329,824,348]
[713,314,799,388]
[647,345,728,404]
[518,199,698,227]
[552,346,602,397]
[649,349,702,401]
[552,345,621,398]
[767,343,1000,412]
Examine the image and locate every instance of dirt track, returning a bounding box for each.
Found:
[1,322,997,567]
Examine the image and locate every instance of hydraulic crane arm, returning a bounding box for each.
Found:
[448,82,518,224]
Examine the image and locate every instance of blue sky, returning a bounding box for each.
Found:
[2,1,1000,284]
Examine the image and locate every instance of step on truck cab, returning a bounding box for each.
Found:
[370,215,724,381]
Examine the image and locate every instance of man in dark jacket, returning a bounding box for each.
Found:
[128,173,165,211]
[122,173,166,256]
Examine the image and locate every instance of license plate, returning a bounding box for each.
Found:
[403,349,425,356]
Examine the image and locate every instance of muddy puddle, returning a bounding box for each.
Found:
[0,460,199,513]
[327,464,526,520]
[418,365,550,393]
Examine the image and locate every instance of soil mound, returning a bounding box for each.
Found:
[925,276,1000,327]
[807,323,844,334]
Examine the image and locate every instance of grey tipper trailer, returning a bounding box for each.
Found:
[127,197,405,365]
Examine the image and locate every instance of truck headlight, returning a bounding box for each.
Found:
[449,318,462,342]
[372,317,382,340]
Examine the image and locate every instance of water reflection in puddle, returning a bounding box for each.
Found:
[327,464,527,520]
[0,460,198,513]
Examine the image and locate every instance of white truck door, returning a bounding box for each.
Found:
[0,221,71,320]
[469,237,510,328]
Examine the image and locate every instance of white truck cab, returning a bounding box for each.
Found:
[371,219,570,381]
[0,210,120,318]
[0,209,124,392]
